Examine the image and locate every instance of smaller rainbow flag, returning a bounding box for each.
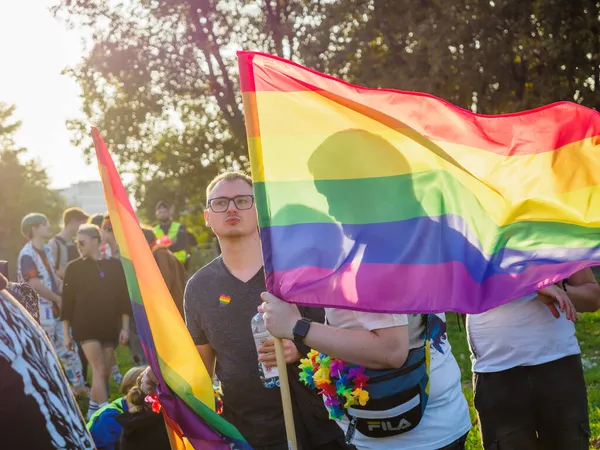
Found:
[92,128,252,450]
[219,295,231,306]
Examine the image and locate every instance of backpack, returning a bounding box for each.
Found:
[53,236,80,271]
[53,236,66,271]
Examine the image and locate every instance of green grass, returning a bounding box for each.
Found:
[575,311,600,446]
[445,314,481,449]
[446,311,600,449]
[79,313,600,449]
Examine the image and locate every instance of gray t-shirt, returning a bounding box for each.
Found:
[48,235,79,276]
[184,257,347,450]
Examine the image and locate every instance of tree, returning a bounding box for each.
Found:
[52,0,329,216]
[306,0,600,113]
[0,104,65,278]
[54,0,600,216]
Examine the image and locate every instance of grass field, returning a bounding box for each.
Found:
[91,310,600,449]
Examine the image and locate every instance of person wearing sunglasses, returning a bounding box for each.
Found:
[61,224,132,420]
[141,171,352,450]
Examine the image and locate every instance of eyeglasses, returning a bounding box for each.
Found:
[208,195,254,213]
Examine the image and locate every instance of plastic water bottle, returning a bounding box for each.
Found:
[251,312,280,388]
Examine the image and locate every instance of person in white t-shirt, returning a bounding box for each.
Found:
[261,294,472,450]
[467,269,600,450]
[260,129,474,449]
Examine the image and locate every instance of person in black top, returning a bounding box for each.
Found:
[142,172,352,450]
[61,224,131,420]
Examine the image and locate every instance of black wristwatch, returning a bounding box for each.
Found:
[292,318,312,344]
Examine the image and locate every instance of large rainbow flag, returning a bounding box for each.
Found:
[92,129,251,449]
[237,51,600,314]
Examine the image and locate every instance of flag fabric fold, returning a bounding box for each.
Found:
[237,50,600,315]
[92,128,252,449]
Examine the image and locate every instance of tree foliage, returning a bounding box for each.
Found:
[314,0,600,113]
[53,0,327,217]
[53,0,600,218]
[0,104,65,277]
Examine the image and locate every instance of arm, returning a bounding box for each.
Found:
[121,314,130,330]
[294,306,325,355]
[48,240,63,278]
[20,254,61,304]
[184,281,216,375]
[260,293,409,370]
[60,264,77,323]
[565,268,600,312]
[119,314,130,345]
[28,277,61,304]
[196,344,216,378]
[62,319,74,350]
[304,323,408,369]
[259,305,324,368]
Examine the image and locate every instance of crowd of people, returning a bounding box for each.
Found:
[1,170,599,450]
[0,201,188,449]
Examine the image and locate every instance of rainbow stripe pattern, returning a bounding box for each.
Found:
[92,129,251,449]
[237,51,600,314]
[219,295,231,306]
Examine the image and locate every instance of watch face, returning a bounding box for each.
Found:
[294,319,311,338]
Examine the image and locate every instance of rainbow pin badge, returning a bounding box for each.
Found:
[219,295,231,307]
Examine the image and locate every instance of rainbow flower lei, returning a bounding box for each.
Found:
[214,385,224,415]
[298,350,370,420]
[144,393,162,413]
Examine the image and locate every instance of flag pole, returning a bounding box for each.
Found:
[274,337,298,450]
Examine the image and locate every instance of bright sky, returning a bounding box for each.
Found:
[0,1,99,189]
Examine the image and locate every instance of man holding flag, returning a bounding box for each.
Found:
[144,171,352,450]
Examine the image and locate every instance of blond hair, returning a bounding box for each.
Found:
[77,223,101,241]
[205,171,252,203]
[120,366,147,396]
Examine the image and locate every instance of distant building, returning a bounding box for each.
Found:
[57,181,107,215]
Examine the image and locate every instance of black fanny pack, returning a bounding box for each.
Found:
[345,315,431,442]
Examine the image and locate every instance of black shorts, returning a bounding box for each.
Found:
[474,354,590,450]
[79,339,116,349]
